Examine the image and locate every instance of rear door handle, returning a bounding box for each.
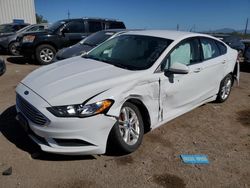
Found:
[222,60,226,64]
[193,68,202,73]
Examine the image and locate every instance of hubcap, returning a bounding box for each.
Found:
[119,107,140,145]
[40,48,54,62]
[10,42,19,55]
[220,78,232,100]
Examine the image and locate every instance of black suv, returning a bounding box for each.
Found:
[18,18,125,65]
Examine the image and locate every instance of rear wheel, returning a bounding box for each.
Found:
[216,74,233,103]
[108,102,144,154]
[35,44,56,65]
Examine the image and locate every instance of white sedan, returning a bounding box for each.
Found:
[16,30,239,155]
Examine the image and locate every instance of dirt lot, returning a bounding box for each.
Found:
[0,55,250,188]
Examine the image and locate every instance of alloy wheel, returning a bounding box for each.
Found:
[119,106,140,146]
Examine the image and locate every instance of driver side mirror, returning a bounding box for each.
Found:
[164,62,189,75]
[60,27,69,36]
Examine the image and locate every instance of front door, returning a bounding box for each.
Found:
[158,38,209,122]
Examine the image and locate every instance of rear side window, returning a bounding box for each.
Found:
[88,21,102,32]
[108,22,125,29]
[216,41,227,55]
[66,21,85,33]
[200,38,220,60]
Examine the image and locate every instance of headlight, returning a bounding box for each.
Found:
[22,35,35,43]
[47,99,113,118]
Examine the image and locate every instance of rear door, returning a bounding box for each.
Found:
[87,21,103,34]
[199,37,226,96]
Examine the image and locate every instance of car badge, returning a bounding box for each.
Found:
[24,91,29,95]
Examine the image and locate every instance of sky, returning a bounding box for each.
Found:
[35,0,250,32]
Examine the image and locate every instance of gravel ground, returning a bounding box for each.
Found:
[0,55,249,188]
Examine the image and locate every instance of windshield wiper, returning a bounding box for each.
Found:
[112,63,138,70]
[83,55,110,64]
[82,42,96,47]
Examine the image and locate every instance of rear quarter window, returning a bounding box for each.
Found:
[216,41,227,55]
[108,22,126,29]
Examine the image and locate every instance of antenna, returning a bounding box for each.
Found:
[244,18,248,35]
[67,9,70,19]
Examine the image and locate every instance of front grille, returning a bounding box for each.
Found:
[16,94,49,126]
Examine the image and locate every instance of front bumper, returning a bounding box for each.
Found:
[16,83,117,155]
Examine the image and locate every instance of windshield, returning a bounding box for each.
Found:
[80,31,116,46]
[47,20,66,32]
[84,35,172,70]
[16,25,32,33]
[0,24,14,33]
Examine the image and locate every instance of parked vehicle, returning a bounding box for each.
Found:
[0,24,48,55]
[18,18,126,65]
[0,58,6,76]
[0,23,29,35]
[241,39,250,63]
[16,30,239,155]
[212,34,245,62]
[55,29,129,61]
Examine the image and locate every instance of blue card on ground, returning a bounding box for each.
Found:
[180,154,209,164]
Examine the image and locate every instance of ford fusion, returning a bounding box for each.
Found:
[16,30,239,155]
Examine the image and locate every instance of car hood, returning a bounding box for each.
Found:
[21,56,139,106]
[0,33,13,38]
[56,43,93,60]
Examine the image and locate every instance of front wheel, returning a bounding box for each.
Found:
[108,102,144,154]
[9,42,20,56]
[216,74,233,103]
[35,44,56,65]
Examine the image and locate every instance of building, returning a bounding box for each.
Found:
[0,0,36,24]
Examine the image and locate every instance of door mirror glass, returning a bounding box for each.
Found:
[165,62,189,74]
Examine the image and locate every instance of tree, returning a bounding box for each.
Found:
[36,13,48,24]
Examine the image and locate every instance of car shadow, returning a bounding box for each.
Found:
[240,63,250,73]
[0,105,96,161]
[6,56,37,65]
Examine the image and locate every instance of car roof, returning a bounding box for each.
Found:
[59,18,123,22]
[1,23,29,26]
[122,30,211,41]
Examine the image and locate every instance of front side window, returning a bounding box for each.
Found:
[161,38,201,70]
[47,20,66,32]
[85,35,172,70]
[200,38,220,60]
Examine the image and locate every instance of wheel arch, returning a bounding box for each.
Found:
[125,98,151,133]
[35,42,58,52]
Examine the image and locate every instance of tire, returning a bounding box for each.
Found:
[216,74,233,103]
[8,42,20,56]
[108,102,144,154]
[35,44,56,65]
